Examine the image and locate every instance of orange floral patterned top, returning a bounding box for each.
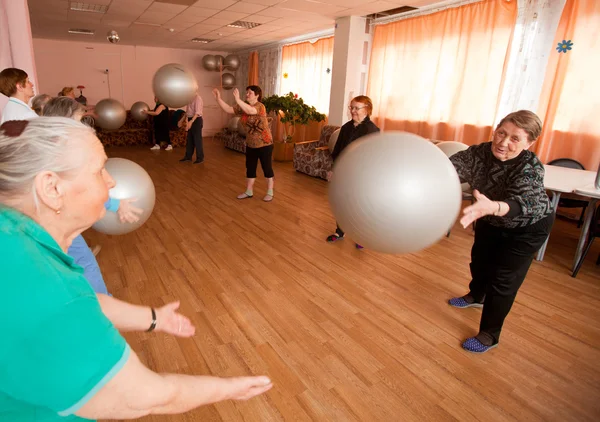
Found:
[233,102,273,149]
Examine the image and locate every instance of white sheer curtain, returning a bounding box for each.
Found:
[0,0,38,119]
[494,0,566,125]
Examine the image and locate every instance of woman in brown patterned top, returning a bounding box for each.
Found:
[213,86,275,202]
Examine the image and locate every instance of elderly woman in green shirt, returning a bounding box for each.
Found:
[0,118,272,421]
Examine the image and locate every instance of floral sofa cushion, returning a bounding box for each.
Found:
[293,125,341,180]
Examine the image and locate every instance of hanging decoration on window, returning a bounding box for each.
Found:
[283,72,289,79]
[326,68,331,74]
[556,40,573,53]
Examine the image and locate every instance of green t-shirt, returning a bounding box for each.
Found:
[0,207,130,421]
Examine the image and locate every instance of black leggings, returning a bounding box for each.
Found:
[246,145,274,178]
[468,216,554,344]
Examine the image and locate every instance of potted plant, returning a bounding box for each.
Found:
[263,92,326,161]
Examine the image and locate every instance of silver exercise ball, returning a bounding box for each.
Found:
[224,55,240,71]
[95,98,126,130]
[222,73,236,90]
[328,131,462,254]
[107,30,120,44]
[328,128,340,152]
[92,158,156,236]
[238,118,247,137]
[130,101,149,121]
[202,55,217,71]
[214,55,225,70]
[229,116,241,132]
[152,63,198,108]
[436,141,468,157]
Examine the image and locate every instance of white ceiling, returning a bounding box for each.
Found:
[28,0,440,52]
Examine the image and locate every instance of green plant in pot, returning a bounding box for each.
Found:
[263,92,326,143]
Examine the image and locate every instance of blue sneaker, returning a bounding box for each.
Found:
[448,297,483,308]
[462,337,498,354]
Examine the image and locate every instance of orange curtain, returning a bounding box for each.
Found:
[248,51,259,86]
[367,0,517,144]
[280,37,334,114]
[533,0,600,170]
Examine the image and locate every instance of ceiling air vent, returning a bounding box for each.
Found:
[227,21,262,29]
[68,28,95,35]
[69,2,108,13]
[191,38,215,43]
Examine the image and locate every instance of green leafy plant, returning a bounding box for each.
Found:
[263,92,326,142]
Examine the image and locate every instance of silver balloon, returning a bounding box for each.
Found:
[130,101,149,121]
[436,140,468,157]
[222,73,236,90]
[214,55,225,71]
[224,55,240,71]
[328,131,462,254]
[202,55,217,71]
[228,116,241,132]
[328,128,340,152]
[152,63,198,108]
[238,118,247,137]
[107,30,120,44]
[92,158,156,236]
[95,98,126,130]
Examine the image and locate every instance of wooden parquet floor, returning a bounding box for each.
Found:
[85,139,600,422]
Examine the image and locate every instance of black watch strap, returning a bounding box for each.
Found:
[147,307,157,332]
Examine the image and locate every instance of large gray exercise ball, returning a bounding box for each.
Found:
[328,128,340,152]
[202,55,217,71]
[224,55,240,71]
[93,158,156,236]
[328,131,462,254]
[214,55,225,70]
[222,73,236,90]
[229,116,241,132]
[95,98,126,130]
[152,63,198,108]
[130,101,149,121]
[436,140,468,157]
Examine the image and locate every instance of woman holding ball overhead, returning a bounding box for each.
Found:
[448,110,555,354]
[213,86,275,201]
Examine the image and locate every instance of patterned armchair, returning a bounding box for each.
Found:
[217,116,274,154]
[293,125,341,180]
[95,110,186,148]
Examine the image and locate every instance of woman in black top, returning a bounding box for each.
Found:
[147,97,171,150]
[449,110,555,354]
[327,95,380,249]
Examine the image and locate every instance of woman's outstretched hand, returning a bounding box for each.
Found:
[460,189,498,228]
[212,88,221,100]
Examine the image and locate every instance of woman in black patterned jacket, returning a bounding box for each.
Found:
[448,110,555,354]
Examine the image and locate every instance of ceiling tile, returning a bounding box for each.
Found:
[145,3,188,13]
[243,14,279,24]
[191,0,237,8]
[276,0,347,15]
[240,0,286,6]
[210,11,250,21]
[226,2,268,14]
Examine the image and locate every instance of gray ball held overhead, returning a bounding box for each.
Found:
[223,54,240,71]
[221,73,236,90]
[202,55,217,71]
[95,98,127,130]
[328,131,463,254]
[92,158,156,236]
[152,63,198,108]
[130,101,149,121]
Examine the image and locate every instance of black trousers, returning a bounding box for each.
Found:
[184,117,203,160]
[246,144,274,178]
[468,216,554,343]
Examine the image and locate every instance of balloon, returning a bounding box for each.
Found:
[238,118,247,137]
[222,73,236,90]
[214,55,225,71]
[152,63,198,108]
[328,128,340,152]
[202,55,217,71]
[328,131,462,254]
[130,101,149,121]
[95,98,126,130]
[436,141,469,157]
[93,158,156,236]
[107,30,120,44]
[224,55,240,70]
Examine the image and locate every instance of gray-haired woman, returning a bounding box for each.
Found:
[0,118,272,422]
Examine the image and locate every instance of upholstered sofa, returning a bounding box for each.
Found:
[95,110,186,148]
[216,116,274,154]
[292,125,341,180]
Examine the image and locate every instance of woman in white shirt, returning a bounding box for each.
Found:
[0,67,38,124]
